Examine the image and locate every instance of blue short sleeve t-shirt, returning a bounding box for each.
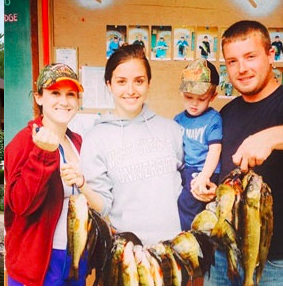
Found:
[174,107,222,172]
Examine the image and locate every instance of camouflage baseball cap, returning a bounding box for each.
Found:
[36,63,83,92]
[179,58,219,95]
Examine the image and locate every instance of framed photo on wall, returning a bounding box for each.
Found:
[128,26,149,58]
[106,25,127,59]
[269,28,283,62]
[173,27,195,60]
[272,67,283,84]
[219,64,238,98]
[196,27,218,61]
[151,26,172,60]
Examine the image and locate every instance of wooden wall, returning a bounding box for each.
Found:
[49,0,283,119]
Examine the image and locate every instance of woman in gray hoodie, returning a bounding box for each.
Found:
[79,45,184,245]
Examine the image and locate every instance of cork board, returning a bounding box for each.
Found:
[46,0,283,118]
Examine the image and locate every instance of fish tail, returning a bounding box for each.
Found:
[210,222,225,239]
[69,265,79,280]
[226,247,240,282]
[255,264,264,286]
[243,277,254,286]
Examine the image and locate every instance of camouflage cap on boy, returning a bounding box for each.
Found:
[36,63,84,92]
[179,58,219,95]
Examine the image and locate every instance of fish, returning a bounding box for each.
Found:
[220,167,244,195]
[231,193,241,233]
[67,194,89,280]
[220,167,243,184]
[211,184,236,238]
[170,231,202,278]
[144,248,164,286]
[205,200,217,213]
[192,209,240,281]
[256,182,273,285]
[85,212,99,275]
[121,240,139,286]
[115,231,143,246]
[221,221,241,282]
[226,242,241,282]
[163,242,182,286]
[103,232,142,285]
[192,230,217,278]
[221,168,245,232]
[239,173,262,286]
[134,245,155,286]
[103,237,126,286]
[191,209,218,235]
[88,208,113,285]
[148,243,173,286]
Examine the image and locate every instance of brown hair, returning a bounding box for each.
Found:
[222,20,271,55]
[32,87,43,118]
[104,44,151,84]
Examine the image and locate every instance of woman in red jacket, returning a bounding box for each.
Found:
[4,63,88,285]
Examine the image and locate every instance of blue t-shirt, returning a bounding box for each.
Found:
[174,107,222,172]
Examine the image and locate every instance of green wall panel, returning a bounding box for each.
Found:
[4,0,33,145]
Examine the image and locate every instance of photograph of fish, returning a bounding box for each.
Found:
[66,168,273,286]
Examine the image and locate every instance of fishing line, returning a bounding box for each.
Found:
[35,126,79,195]
[58,144,67,164]
[59,143,78,195]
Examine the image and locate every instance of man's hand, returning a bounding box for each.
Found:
[232,133,272,172]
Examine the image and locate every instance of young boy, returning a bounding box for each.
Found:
[174,58,222,231]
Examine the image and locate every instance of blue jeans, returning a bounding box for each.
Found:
[204,249,283,286]
[8,249,88,286]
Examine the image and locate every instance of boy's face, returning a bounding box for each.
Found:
[182,90,215,116]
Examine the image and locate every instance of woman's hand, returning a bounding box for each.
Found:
[32,124,59,152]
[60,163,85,188]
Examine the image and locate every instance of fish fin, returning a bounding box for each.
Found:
[226,248,240,282]
[173,251,194,277]
[193,231,217,276]
[210,222,225,238]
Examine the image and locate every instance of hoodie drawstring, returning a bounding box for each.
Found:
[141,112,155,139]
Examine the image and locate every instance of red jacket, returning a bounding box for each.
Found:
[4,117,82,285]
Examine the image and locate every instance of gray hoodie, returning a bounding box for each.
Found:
[80,104,183,245]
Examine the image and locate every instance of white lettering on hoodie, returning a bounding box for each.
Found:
[116,156,176,183]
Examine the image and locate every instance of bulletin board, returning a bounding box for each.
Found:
[50,0,283,120]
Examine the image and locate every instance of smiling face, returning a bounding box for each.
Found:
[223,32,275,102]
[35,80,79,128]
[107,58,150,119]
